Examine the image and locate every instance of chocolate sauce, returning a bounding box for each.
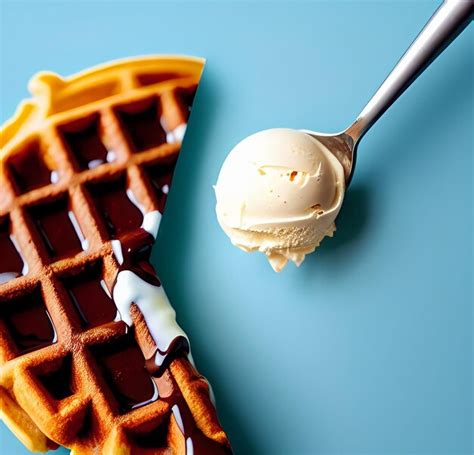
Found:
[145,336,189,377]
[116,98,166,152]
[63,263,117,328]
[0,216,25,284]
[28,197,84,260]
[7,140,57,194]
[145,157,177,214]
[92,334,158,413]
[61,116,111,170]
[88,176,144,239]
[118,234,161,287]
[38,355,73,400]
[0,286,56,354]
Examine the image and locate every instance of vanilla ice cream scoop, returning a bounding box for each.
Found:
[215,2,471,272]
[215,129,345,271]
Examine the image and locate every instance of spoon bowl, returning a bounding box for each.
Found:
[302,129,356,185]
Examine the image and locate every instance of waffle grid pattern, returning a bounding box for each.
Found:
[0,59,229,454]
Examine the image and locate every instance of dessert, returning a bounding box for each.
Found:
[0,56,231,454]
[215,128,345,272]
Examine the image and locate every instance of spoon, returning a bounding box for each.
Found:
[303,0,473,186]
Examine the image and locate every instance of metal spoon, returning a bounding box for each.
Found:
[303,0,473,186]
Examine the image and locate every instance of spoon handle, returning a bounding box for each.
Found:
[346,0,473,143]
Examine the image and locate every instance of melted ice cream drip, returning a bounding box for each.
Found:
[166,123,187,144]
[111,239,124,265]
[10,234,29,276]
[172,405,185,433]
[110,237,230,452]
[142,211,161,238]
[126,188,161,238]
[173,404,195,454]
[0,232,29,284]
[108,180,230,453]
[110,212,190,377]
[113,268,190,375]
[106,149,117,163]
[187,438,194,455]
[68,211,89,251]
[50,170,60,184]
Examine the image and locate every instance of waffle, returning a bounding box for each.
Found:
[0,56,231,454]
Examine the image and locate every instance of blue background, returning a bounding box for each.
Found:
[1,1,472,454]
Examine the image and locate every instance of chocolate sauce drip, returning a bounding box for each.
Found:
[145,336,189,377]
[0,286,56,354]
[112,229,191,376]
[115,230,161,287]
[145,156,177,214]
[7,140,56,194]
[28,196,83,260]
[0,216,25,284]
[88,175,144,239]
[61,116,111,170]
[92,333,158,414]
[116,98,166,152]
[63,262,117,328]
[38,355,73,400]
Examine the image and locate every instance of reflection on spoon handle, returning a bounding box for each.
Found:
[347,0,473,143]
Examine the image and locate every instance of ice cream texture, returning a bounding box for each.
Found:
[215,128,345,272]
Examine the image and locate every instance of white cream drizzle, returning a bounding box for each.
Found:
[142,211,161,239]
[108,183,203,454]
[111,239,124,265]
[10,234,28,276]
[186,437,194,455]
[172,404,195,455]
[166,123,187,144]
[172,405,185,433]
[0,273,18,285]
[132,380,159,410]
[126,189,161,238]
[50,170,60,184]
[100,279,112,298]
[126,188,144,213]
[68,211,89,251]
[88,159,103,169]
[112,269,189,364]
[110,187,176,366]
[46,311,58,344]
[106,150,117,163]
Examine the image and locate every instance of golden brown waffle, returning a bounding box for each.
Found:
[0,56,231,454]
